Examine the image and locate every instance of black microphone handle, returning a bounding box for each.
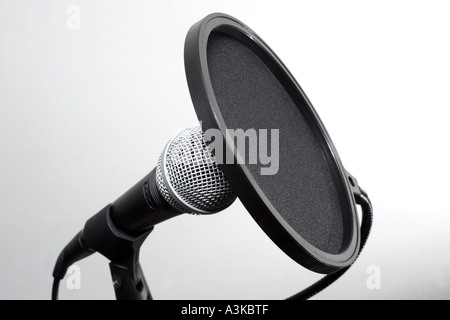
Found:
[110,168,182,236]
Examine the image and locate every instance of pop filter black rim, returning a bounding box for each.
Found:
[184,13,360,273]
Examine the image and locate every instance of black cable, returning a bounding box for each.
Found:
[287,191,373,300]
[51,231,95,300]
[52,278,60,301]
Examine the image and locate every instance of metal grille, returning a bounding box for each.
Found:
[156,127,236,214]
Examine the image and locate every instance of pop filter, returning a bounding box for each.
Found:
[185,13,365,273]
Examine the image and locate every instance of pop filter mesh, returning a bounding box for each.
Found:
[207,32,344,254]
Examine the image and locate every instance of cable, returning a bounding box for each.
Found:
[287,191,373,300]
[52,278,60,301]
[51,230,95,300]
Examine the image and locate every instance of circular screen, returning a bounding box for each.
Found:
[184,13,360,273]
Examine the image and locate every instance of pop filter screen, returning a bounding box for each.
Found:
[185,13,360,273]
[207,32,343,254]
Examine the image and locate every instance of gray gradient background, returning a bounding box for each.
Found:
[1,0,449,300]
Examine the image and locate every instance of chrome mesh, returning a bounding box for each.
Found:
[156,127,236,214]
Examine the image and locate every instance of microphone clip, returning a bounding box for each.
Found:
[83,204,153,300]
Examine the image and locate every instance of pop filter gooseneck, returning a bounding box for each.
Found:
[288,191,373,299]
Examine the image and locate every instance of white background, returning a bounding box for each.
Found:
[1,0,449,300]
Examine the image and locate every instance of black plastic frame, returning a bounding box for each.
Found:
[184,13,361,273]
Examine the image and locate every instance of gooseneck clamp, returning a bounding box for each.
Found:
[287,189,373,300]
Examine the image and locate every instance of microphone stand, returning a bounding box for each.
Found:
[83,204,153,300]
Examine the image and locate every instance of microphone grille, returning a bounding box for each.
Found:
[156,126,236,214]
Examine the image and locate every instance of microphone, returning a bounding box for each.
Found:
[52,126,236,299]
[111,126,236,235]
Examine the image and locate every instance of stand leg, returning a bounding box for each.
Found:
[110,262,152,300]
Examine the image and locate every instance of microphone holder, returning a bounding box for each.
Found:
[83,204,153,300]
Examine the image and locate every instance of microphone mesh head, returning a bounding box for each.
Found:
[156,126,236,214]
